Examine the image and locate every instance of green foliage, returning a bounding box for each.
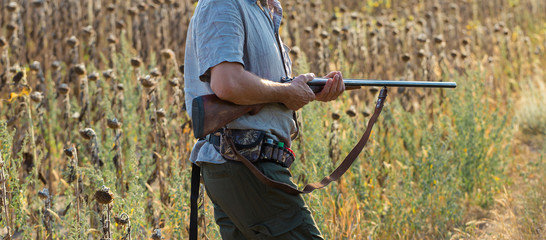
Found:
[1,121,32,238]
[291,71,512,239]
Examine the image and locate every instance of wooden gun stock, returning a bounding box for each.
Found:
[192,94,263,139]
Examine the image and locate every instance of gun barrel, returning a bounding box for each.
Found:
[309,78,457,88]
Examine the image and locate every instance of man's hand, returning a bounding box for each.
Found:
[282,73,316,111]
[315,71,345,102]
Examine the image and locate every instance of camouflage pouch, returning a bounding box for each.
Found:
[218,129,266,162]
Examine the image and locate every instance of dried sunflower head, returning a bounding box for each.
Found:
[63,146,75,157]
[401,53,411,62]
[150,68,162,78]
[137,2,148,11]
[130,57,143,68]
[168,78,180,87]
[417,49,426,58]
[79,128,96,140]
[66,36,79,48]
[114,213,130,225]
[115,20,126,30]
[7,2,18,12]
[32,0,44,8]
[161,49,175,60]
[30,91,44,103]
[106,4,115,12]
[450,50,458,58]
[462,38,470,46]
[0,37,7,49]
[107,34,118,44]
[6,23,17,34]
[178,64,184,74]
[103,69,114,79]
[346,106,357,118]
[416,33,427,43]
[107,118,122,129]
[433,35,443,44]
[38,188,50,200]
[12,71,24,84]
[88,72,99,81]
[95,186,114,205]
[82,25,94,37]
[156,109,166,119]
[139,76,156,88]
[74,64,87,76]
[58,84,70,95]
[151,229,162,240]
[29,61,41,72]
[51,61,61,70]
[128,7,138,16]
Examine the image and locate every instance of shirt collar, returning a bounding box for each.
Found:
[248,0,283,32]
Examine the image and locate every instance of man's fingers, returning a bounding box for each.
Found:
[323,78,333,96]
[326,74,343,100]
[327,77,338,100]
[323,71,339,79]
[334,74,344,99]
[303,73,315,82]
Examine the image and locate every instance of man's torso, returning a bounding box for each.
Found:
[184,0,295,163]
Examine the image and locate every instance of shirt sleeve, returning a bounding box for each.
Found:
[194,0,245,82]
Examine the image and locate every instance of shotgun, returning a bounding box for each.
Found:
[191,78,457,139]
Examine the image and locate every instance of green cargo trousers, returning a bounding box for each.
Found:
[201,161,324,240]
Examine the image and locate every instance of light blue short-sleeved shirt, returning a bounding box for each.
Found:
[184,0,294,164]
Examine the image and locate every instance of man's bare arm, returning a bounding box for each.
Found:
[210,62,346,110]
[210,62,315,110]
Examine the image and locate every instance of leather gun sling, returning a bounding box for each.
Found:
[228,87,388,194]
[190,88,387,239]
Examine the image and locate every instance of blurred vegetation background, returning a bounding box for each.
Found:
[0,0,544,239]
